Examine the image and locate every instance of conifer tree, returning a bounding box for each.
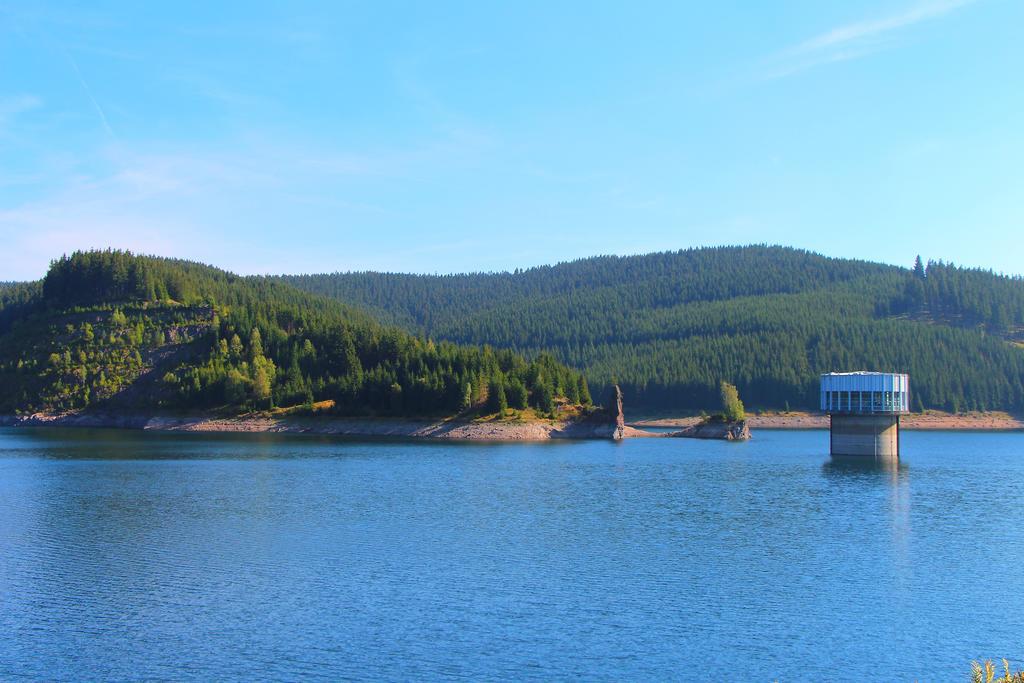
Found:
[229,334,243,360]
[249,328,263,363]
[506,378,528,410]
[534,382,554,414]
[488,378,507,415]
[913,255,926,280]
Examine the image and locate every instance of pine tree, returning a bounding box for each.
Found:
[249,328,263,363]
[577,376,592,405]
[913,255,926,280]
[534,382,554,414]
[229,334,243,360]
[252,362,272,407]
[488,378,507,415]
[506,378,529,410]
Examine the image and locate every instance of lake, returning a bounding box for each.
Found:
[1,427,1023,681]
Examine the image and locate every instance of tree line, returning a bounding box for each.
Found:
[281,246,1024,413]
[0,251,591,417]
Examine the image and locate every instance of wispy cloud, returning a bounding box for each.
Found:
[162,69,265,108]
[764,0,978,79]
[65,51,115,138]
[2,4,119,137]
[0,126,497,279]
[0,154,207,280]
[0,93,41,115]
[0,94,42,135]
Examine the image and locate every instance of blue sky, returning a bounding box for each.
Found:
[1,0,1022,280]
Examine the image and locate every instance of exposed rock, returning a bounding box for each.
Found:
[0,391,668,441]
[0,411,654,441]
[612,384,626,440]
[670,420,751,441]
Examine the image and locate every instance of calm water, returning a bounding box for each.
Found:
[2,428,1023,681]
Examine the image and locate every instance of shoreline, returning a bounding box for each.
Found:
[632,411,1024,431]
[6,411,1019,439]
[0,412,660,442]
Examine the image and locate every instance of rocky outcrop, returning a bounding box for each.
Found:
[671,420,750,441]
[612,384,626,440]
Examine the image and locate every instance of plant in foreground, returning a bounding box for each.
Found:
[972,659,1024,683]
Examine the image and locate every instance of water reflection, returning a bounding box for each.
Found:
[2,426,534,461]
[822,455,903,476]
[822,454,912,583]
[5,429,1024,680]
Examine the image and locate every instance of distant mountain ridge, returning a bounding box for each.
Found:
[280,245,1024,413]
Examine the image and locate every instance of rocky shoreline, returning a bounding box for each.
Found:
[633,411,1024,431]
[0,412,669,442]
[667,420,751,441]
[1,382,753,442]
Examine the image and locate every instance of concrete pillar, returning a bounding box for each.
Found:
[829,414,900,457]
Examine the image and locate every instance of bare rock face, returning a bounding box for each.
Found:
[671,420,751,441]
[612,385,626,440]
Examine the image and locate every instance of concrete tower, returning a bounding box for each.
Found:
[821,372,909,457]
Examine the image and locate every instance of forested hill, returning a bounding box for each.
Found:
[0,251,591,417]
[281,246,1024,414]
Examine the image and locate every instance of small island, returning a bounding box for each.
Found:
[666,381,750,441]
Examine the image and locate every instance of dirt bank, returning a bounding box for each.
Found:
[633,411,1024,431]
[0,412,663,441]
